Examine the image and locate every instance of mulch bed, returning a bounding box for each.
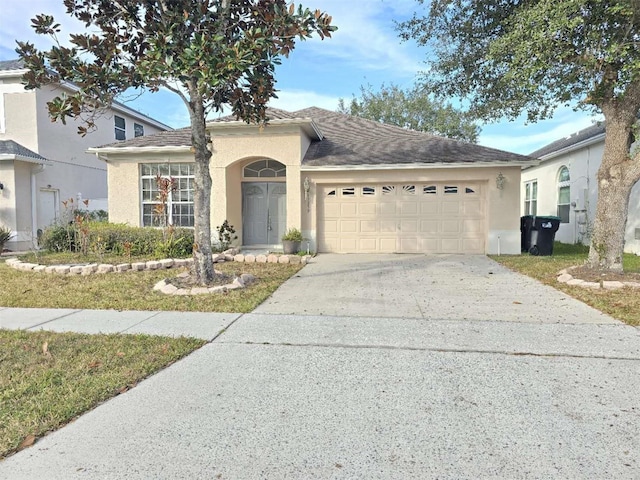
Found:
[568,265,640,283]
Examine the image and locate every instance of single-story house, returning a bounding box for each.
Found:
[521,123,640,254]
[90,107,538,254]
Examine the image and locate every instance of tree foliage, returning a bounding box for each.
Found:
[399,0,640,271]
[17,0,335,284]
[338,84,479,143]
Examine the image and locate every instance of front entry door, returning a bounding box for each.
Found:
[242,182,286,245]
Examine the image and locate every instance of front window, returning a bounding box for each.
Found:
[557,166,570,223]
[141,163,194,227]
[524,180,537,215]
[114,115,126,140]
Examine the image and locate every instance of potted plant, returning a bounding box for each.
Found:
[281,227,303,254]
[0,226,13,253]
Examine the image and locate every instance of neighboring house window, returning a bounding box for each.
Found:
[134,123,144,137]
[141,163,194,227]
[114,115,126,140]
[557,166,570,223]
[524,180,537,216]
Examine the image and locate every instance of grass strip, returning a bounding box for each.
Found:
[0,329,205,458]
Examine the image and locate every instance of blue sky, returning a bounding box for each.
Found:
[0,0,601,154]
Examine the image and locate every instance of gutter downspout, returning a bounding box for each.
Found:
[31,164,46,246]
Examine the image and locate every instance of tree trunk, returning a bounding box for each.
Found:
[188,90,216,285]
[587,113,640,272]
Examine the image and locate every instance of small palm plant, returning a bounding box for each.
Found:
[0,225,14,252]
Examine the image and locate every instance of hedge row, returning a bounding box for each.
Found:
[40,222,194,258]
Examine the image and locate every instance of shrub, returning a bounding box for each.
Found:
[0,225,13,251]
[40,222,193,258]
[213,220,238,252]
[282,228,303,242]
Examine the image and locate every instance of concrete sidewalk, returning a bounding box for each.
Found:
[0,307,240,340]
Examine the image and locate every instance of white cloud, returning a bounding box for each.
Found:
[300,0,423,76]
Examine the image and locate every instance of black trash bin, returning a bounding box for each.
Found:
[520,215,535,252]
[528,216,561,256]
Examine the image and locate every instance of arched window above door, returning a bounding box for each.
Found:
[243,159,286,178]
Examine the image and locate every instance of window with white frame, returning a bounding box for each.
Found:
[524,180,537,215]
[557,166,570,223]
[114,115,126,140]
[141,163,194,227]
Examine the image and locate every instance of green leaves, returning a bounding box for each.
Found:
[339,83,480,143]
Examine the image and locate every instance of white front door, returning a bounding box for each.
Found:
[38,189,59,230]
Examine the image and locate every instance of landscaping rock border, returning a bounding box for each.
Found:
[557,267,640,290]
[4,251,312,276]
[153,272,258,296]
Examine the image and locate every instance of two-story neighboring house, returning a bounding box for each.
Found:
[0,59,171,251]
[521,123,640,254]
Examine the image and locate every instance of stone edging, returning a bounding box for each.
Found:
[557,267,640,290]
[153,272,258,296]
[4,252,312,275]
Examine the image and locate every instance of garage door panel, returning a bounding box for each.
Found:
[442,220,461,234]
[420,202,439,215]
[339,220,357,233]
[360,220,378,233]
[379,238,397,252]
[318,182,485,254]
[380,220,396,233]
[462,219,483,234]
[399,238,419,252]
[463,200,482,215]
[442,201,460,214]
[359,203,377,215]
[400,202,418,215]
[420,220,439,234]
[341,203,357,216]
[359,238,378,251]
[379,202,397,215]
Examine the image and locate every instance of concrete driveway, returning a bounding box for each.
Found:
[2,254,639,479]
[255,253,617,324]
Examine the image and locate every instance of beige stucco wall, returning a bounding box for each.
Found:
[302,166,522,254]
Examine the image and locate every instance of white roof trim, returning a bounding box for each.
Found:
[0,153,52,165]
[301,160,539,171]
[87,145,192,155]
[537,133,606,161]
[0,69,29,78]
[208,117,323,140]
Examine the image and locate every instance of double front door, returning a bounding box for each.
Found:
[242,182,286,245]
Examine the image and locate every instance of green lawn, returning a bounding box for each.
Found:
[0,329,205,458]
[492,243,640,326]
[0,259,302,312]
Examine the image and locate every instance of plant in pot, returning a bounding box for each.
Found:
[0,226,13,253]
[281,227,303,254]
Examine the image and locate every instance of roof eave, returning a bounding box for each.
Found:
[0,153,52,165]
[536,133,606,162]
[301,160,539,171]
[87,145,192,155]
[0,69,29,78]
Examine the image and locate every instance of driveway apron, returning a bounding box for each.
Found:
[254,253,617,324]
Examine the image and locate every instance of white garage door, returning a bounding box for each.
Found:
[318,182,486,253]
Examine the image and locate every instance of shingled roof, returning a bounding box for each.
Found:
[0,59,26,71]
[529,123,606,159]
[97,106,536,166]
[0,140,50,163]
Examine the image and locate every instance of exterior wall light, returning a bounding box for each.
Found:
[303,177,311,211]
[0,182,3,190]
[496,172,506,190]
